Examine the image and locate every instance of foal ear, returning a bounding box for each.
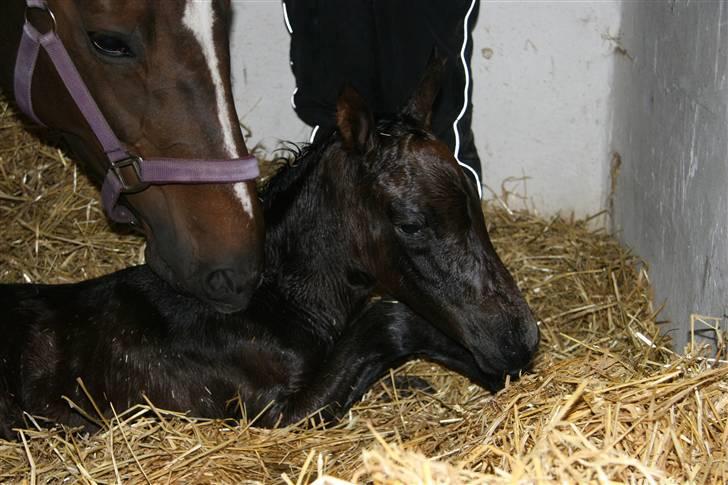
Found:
[402,49,448,129]
[336,84,374,153]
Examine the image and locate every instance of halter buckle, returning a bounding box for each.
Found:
[110,156,150,193]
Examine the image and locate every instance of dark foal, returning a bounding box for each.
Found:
[0,73,539,439]
[0,0,264,312]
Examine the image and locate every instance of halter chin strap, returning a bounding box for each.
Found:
[13,0,259,224]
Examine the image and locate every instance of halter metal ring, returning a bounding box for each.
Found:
[110,156,150,193]
[25,4,57,34]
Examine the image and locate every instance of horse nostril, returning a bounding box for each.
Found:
[204,268,241,298]
[524,319,540,353]
[200,268,260,314]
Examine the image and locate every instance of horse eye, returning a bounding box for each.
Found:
[398,223,423,235]
[89,32,134,58]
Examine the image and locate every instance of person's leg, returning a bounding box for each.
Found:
[424,0,482,196]
[371,0,482,194]
[282,0,378,142]
[282,0,482,196]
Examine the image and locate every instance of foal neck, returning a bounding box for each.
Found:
[260,140,372,339]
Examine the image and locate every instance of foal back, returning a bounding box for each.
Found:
[0,267,310,437]
[0,271,146,433]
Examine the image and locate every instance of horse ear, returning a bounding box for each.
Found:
[401,49,448,129]
[336,84,374,153]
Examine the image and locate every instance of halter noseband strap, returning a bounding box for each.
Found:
[13,0,259,224]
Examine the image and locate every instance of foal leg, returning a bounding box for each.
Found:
[268,301,491,425]
[385,374,435,399]
[0,284,34,440]
[0,392,23,440]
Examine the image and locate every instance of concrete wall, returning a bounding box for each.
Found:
[611,1,728,351]
[230,0,621,217]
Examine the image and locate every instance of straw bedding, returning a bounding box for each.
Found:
[0,98,726,484]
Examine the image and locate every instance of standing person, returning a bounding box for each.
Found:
[281,0,482,196]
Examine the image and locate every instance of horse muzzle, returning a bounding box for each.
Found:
[199,266,262,314]
[144,234,264,314]
[467,312,540,390]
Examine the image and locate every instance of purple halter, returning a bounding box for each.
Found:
[13,0,260,224]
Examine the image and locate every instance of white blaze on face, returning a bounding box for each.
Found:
[233,182,254,220]
[182,0,254,218]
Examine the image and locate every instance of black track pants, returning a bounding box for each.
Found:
[282,0,482,192]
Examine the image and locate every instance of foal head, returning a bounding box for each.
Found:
[13,0,263,312]
[331,66,539,384]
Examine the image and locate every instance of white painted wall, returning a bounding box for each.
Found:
[474,2,620,215]
[611,1,728,351]
[230,1,308,148]
[229,0,621,217]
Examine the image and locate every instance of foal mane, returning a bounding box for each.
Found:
[260,131,335,210]
[261,115,430,210]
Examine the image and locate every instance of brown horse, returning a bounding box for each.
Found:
[0,0,264,313]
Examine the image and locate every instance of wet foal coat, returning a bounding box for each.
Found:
[0,81,539,438]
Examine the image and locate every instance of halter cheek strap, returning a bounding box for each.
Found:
[13,0,259,224]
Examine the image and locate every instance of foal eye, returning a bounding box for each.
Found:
[89,32,134,58]
[397,223,423,235]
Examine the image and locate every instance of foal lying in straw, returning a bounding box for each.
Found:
[0,68,538,439]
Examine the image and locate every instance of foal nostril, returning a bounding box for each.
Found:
[498,317,540,372]
[524,318,540,354]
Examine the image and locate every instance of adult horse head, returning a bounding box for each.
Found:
[0,0,264,312]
